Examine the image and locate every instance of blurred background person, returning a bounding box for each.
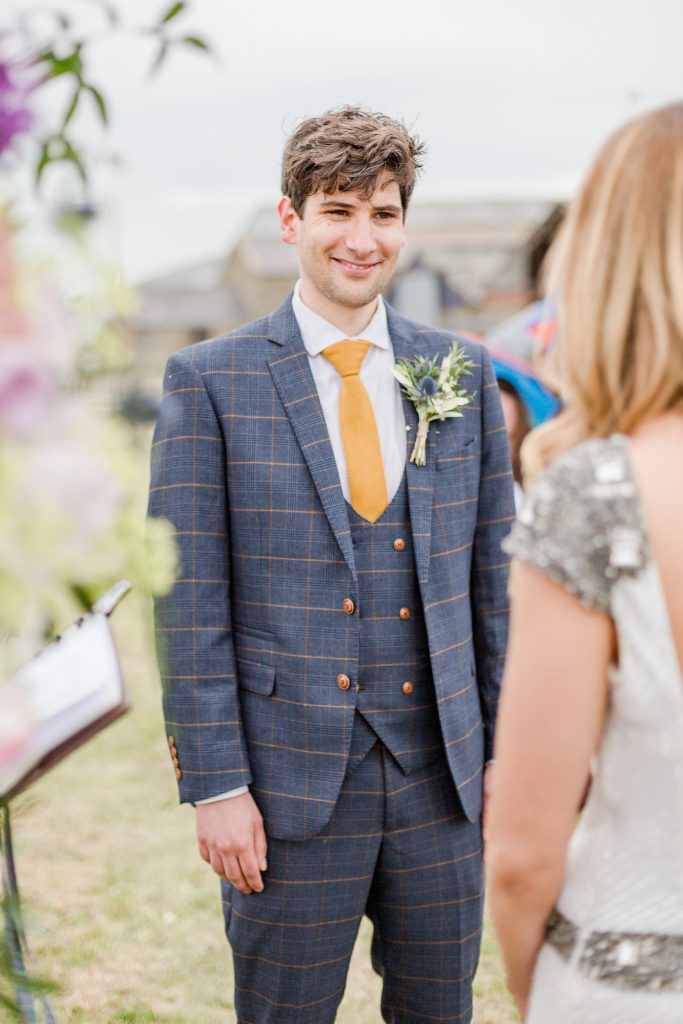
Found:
[486,101,683,1023]
[488,348,560,510]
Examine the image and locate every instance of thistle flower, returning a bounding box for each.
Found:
[392,340,475,465]
[418,374,437,397]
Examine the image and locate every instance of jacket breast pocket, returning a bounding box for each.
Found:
[436,435,477,472]
[237,658,275,696]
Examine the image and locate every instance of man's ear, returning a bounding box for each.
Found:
[278,196,299,246]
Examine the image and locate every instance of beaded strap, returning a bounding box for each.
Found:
[546,909,683,993]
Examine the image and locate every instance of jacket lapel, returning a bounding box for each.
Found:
[386,306,435,588]
[266,298,356,580]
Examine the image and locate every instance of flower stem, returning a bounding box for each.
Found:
[410,420,429,465]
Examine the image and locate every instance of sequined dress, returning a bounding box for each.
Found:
[503,435,683,1024]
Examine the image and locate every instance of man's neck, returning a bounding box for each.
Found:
[298,285,379,337]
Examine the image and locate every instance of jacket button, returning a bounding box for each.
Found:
[175,768,182,780]
[393,538,406,552]
[337,674,351,690]
[401,681,414,695]
[170,745,178,756]
[342,598,356,615]
[168,736,175,746]
[399,607,411,621]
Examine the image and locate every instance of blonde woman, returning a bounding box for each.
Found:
[487,103,683,1023]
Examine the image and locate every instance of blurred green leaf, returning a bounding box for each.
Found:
[35,136,88,187]
[160,1,185,24]
[35,142,51,185]
[41,47,84,81]
[62,88,81,129]
[86,84,109,125]
[148,41,170,75]
[181,35,210,51]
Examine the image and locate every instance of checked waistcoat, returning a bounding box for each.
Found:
[347,475,443,774]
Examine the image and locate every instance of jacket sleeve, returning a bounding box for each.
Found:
[470,347,515,762]
[148,350,252,803]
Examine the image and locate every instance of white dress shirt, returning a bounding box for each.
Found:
[197,285,406,805]
[292,281,406,504]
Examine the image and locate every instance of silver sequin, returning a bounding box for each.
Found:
[503,436,649,611]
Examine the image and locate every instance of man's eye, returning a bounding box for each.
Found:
[328,209,349,216]
[376,211,398,220]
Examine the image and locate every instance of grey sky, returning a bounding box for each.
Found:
[22,0,683,281]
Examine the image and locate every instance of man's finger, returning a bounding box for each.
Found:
[254,821,268,872]
[209,849,228,881]
[225,854,253,895]
[198,839,211,864]
[239,845,264,893]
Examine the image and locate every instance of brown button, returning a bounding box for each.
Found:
[170,745,178,757]
[399,607,411,621]
[337,673,351,690]
[175,768,182,780]
[171,754,179,765]
[168,736,175,746]
[342,598,355,615]
[401,681,414,695]
[393,538,406,552]
[354,683,361,694]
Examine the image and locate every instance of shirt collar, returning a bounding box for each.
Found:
[292,280,390,357]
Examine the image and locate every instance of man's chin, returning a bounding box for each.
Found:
[328,278,386,310]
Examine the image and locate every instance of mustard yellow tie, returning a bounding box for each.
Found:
[322,339,389,523]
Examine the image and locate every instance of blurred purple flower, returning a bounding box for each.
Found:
[0,59,33,159]
[0,342,56,438]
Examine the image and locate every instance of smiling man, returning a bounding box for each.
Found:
[149,106,514,1024]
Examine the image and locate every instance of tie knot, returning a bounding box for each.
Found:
[322,339,372,378]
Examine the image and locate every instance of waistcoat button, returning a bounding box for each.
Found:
[337,674,351,690]
[401,681,414,695]
[399,607,411,620]
[175,768,182,780]
[393,538,406,551]
[342,598,356,615]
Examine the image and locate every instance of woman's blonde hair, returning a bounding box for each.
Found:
[523,102,683,481]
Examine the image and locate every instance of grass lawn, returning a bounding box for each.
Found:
[10,602,519,1023]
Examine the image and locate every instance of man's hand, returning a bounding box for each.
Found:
[482,761,495,844]
[196,793,268,894]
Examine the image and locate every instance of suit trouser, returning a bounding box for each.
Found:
[221,723,484,1024]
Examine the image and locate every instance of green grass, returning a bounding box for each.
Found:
[9,602,519,1023]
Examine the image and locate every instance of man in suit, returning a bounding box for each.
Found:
[149,106,514,1024]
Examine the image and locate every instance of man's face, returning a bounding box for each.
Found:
[278,172,406,318]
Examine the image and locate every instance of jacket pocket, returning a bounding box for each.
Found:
[237,658,275,696]
[436,435,477,471]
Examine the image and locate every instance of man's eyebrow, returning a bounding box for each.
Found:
[318,200,356,209]
[318,200,402,213]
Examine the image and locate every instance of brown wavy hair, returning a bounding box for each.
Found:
[281,106,426,216]
[524,102,683,481]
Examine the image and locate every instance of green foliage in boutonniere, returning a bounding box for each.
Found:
[392,340,475,465]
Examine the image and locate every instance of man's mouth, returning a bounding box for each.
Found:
[332,257,381,276]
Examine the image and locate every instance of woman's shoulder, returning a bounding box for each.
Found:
[503,435,649,612]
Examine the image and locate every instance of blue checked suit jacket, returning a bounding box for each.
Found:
[149,296,514,840]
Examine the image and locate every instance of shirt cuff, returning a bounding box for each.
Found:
[196,786,249,805]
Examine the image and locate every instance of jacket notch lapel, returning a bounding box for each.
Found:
[266,301,357,579]
[388,308,435,587]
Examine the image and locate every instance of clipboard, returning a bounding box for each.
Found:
[0,581,132,803]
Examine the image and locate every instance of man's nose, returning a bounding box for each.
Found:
[345,216,376,255]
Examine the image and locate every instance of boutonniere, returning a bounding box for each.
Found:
[391,340,475,466]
